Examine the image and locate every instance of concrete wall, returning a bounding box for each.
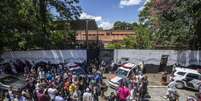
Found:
[99,49,114,64]
[114,49,201,66]
[1,50,87,64]
[114,49,201,73]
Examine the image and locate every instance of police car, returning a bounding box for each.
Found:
[65,63,86,76]
[173,68,201,90]
[108,63,137,88]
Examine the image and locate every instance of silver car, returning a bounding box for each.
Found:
[0,75,27,91]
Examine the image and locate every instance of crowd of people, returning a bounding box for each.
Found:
[0,60,108,101]
[107,75,149,101]
[0,59,150,101]
[102,60,149,101]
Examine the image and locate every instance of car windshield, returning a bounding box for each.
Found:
[71,68,85,75]
[0,76,19,85]
[116,68,129,77]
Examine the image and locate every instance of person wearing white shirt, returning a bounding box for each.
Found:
[39,70,45,79]
[48,87,58,101]
[165,79,178,99]
[54,93,65,101]
[83,88,93,101]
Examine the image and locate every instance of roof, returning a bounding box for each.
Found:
[175,68,200,75]
[76,30,135,34]
[118,63,136,71]
[122,63,136,68]
[119,67,131,71]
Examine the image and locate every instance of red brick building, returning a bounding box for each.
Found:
[76,30,135,46]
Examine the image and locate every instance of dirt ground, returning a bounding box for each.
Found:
[146,73,164,86]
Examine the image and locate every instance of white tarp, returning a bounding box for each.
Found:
[114,49,201,66]
[1,50,87,64]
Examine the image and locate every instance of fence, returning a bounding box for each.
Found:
[114,49,201,66]
[113,49,201,73]
[0,50,87,64]
[1,49,201,73]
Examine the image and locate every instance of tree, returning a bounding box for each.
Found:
[113,21,133,30]
[139,0,201,49]
[0,0,81,51]
[123,24,153,49]
[106,43,123,49]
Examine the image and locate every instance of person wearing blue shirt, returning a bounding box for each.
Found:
[47,71,54,81]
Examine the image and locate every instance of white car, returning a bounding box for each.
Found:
[108,63,137,88]
[173,68,201,90]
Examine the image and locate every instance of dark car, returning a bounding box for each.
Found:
[69,66,86,76]
[66,63,94,79]
[65,63,86,75]
[186,65,201,70]
[0,75,27,91]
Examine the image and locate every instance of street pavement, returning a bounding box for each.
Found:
[102,73,196,101]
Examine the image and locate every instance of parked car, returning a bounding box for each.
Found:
[108,63,138,88]
[0,75,27,91]
[173,68,201,90]
[64,63,87,76]
[173,64,201,70]
[186,65,201,70]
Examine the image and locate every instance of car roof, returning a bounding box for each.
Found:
[69,66,81,70]
[119,67,132,71]
[121,63,136,69]
[175,68,200,75]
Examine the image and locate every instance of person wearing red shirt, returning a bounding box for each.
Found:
[117,82,130,101]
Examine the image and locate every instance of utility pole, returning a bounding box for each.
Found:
[85,19,89,49]
[96,29,99,48]
[96,29,100,67]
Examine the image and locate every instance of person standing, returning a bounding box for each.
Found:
[48,86,58,101]
[37,89,50,101]
[108,92,117,101]
[165,79,179,101]
[117,83,130,101]
[83,88,93,101]
[54,92,65,101]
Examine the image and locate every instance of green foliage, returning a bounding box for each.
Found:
[106,43,123,49]
[123,24,153,49]
[113,21,134,30]
[0,0,81,51]
[139,0,201,49]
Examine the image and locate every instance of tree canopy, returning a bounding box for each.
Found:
[0,0,81,51]
[107,0,201,49]
[113,21,136,30]
[139,0,201,49]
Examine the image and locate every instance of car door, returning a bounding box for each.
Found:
[185,73,201,89]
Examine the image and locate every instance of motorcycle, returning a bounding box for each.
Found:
[186,96,197,101]
[167,90,179,101]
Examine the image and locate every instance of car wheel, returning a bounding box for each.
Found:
[176,81,184,89]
